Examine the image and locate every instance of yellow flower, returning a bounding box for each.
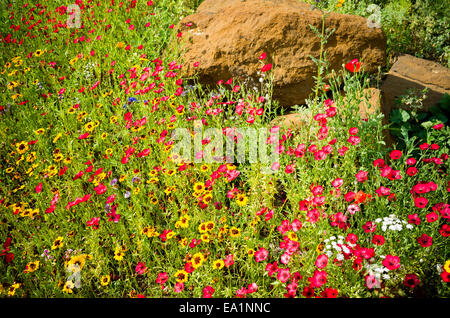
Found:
[53,133,62,143]
[16,141,29,154]
[84,122,95,132]
[25,261,40,273]
[444,260,450,273]
[110,116,118,124]
[34,128,45,135]
[8,283,21,296]
[229,227,241,238]
[201,233,210,243]
[101,132,108,139]
[100,275,110,286]
[117,42,125,48]
[191,252,205,269]
[62,281,74,294]
[212,259,224,270]
[174,270,189,283]
[114,247,125,261]
[34,49,44,57]
[51,236,64,250]
[67,254,88,272]
[193,182,205,193]
[235,193,248,206]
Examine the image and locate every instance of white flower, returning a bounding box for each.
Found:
[336,253,344,261]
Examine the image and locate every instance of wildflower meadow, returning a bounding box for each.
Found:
[0,0,449,301]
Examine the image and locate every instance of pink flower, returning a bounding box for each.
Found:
[265,261,279,277]
[355,170,368,182]
[277,268,291,283]
[156,272,168,285]
[315,254,328,269]
[382,255,401,270]
[259,52,267,60]
[174,282,184,293]
[331,178,343,188]
[285,164,295,174]
[365,274,379,289]
[309,270,327,288]
[135,262,147,275]
[203,286,215,298]
[224,254,234,267]
[254,247,269,262]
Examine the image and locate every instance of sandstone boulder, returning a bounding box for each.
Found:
[381,54,450,118]
[178,0,387,107]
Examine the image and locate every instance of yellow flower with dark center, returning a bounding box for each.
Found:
[67,255,87,271]
[84,122,95,132]
[201,233,210,243]
[101,132,108,139]
[16,141,29,154]
[119,175,127,182]
[67,106,76,114]
[8,283,20,296]
[202,193,213,204]
[205,221,215,232]
[34,49,44,57]
[166,169,175,176]
[26,152,36,162]
[212,259,224,270]
[174,270,189,283]
[53,153,64,162]
[114,247,125,261]
[229,227,241,238]
[105,148,113,156]
[110,116,118,124]
[25,261,40,273]
[150,197,159,205]
[100,275,110,286]
[193,182,205,193]
[34,128,45,135]
[198,222,207,234]
[6,167,14,173]
[247,248,255,257]
[51,236,64,250]
[62,281,73,294]
[200,164,209,172]
[166,231,176,240]
[287,232,298,242]
[191,252,205,269]
[235,193,248,207]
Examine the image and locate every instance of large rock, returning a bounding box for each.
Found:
[178,0,387,106]
[381,54,450,116]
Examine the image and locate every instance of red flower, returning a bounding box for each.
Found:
[259,52,267,60]
[261,63,272,72]
[417,233,433,247]
[404,274,420,288]
[372,235,385,246]
[302,286,315,298]
[390,150,402,160]
[414,197,428,209]
[345,59,361,72]
[406,167,418,176]
[382,255,400,270]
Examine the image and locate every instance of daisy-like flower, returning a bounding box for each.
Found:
[51,236,64,250]
[100,275,110,286]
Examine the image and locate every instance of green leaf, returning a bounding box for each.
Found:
[390,108,410,123]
